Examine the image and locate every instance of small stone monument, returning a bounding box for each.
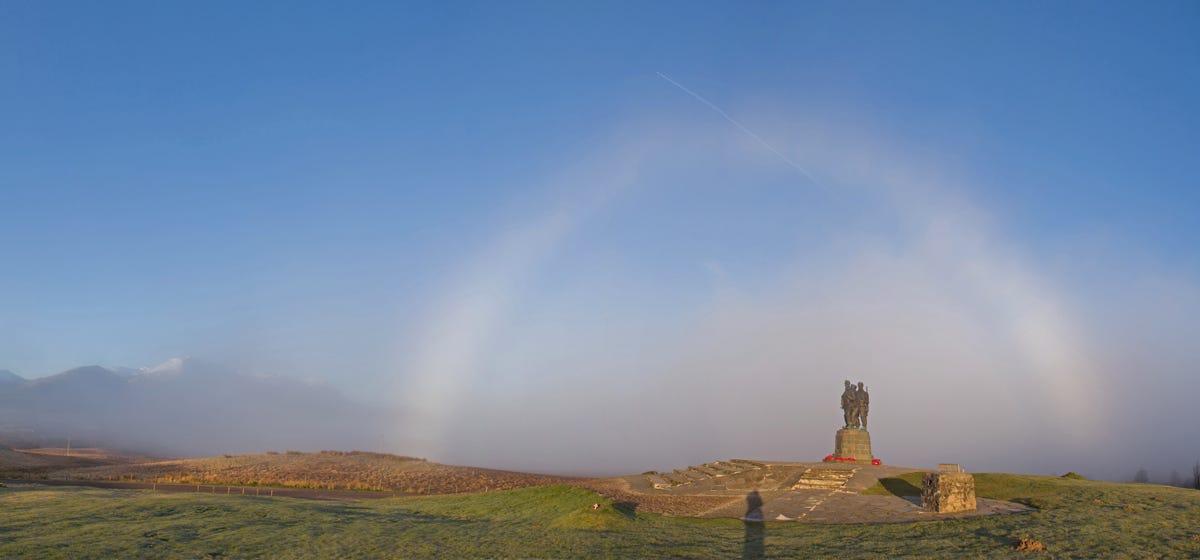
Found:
[921,464,977,513]
[832,380,873,461]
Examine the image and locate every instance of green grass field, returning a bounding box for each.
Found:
[2,474,1199,558]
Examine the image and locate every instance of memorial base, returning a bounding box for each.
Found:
[833,428,873,461]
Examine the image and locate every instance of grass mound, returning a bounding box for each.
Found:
[403,485,630,526]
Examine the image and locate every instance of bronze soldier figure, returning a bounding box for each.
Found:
[841,380,858,429]
[856,381,869,430]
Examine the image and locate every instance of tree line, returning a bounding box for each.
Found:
[1131,461,1200,488]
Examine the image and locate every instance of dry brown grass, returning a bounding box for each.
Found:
[0,448,105,475]
[45,450,578,494]
[15,448,155,463]
[1012,538,1047,552]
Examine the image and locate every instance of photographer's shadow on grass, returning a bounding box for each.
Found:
[742,489,765,560]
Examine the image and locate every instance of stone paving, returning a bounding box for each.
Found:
[617,460,1033,524]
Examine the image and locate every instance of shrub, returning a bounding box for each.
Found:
[1061,472,1087,480]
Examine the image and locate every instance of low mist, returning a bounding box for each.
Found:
[390,117,1200,481]
[5,117,1197,483]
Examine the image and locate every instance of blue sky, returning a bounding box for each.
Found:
[2,2,1199,476]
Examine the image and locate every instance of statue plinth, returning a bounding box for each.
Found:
[833,428,873,461]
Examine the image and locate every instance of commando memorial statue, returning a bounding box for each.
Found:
[839,379,869,430]
[833,379,873,461]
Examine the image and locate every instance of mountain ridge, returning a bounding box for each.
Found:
[0,358,388,458]
[0,369,25,384]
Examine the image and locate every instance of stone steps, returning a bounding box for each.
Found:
[644,459,767,489]
[660,472,690,485]
[645,474,670,489]
[777,470,810,489]
[791,467,858,490]
[708,462,743,475]
[729,459,766,469]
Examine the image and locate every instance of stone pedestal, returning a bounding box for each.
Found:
[833,429,873,461]
[921,471,977,513]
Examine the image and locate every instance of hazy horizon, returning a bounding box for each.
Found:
[3,2,1199,484]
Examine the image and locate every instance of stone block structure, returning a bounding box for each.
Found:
[921,465,977,513]
[833,428,873,461]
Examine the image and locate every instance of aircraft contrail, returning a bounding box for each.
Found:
[656,72,819,186]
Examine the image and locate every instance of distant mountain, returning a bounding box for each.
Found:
[111,367,142,377]
[0,370,25,385]
[139,357,186,376]
[31,365,124,387]
[0,358,387,457]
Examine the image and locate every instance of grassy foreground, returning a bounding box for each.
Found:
[2,474,1199,558]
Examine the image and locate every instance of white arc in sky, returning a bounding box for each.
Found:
[656,72,820,186]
